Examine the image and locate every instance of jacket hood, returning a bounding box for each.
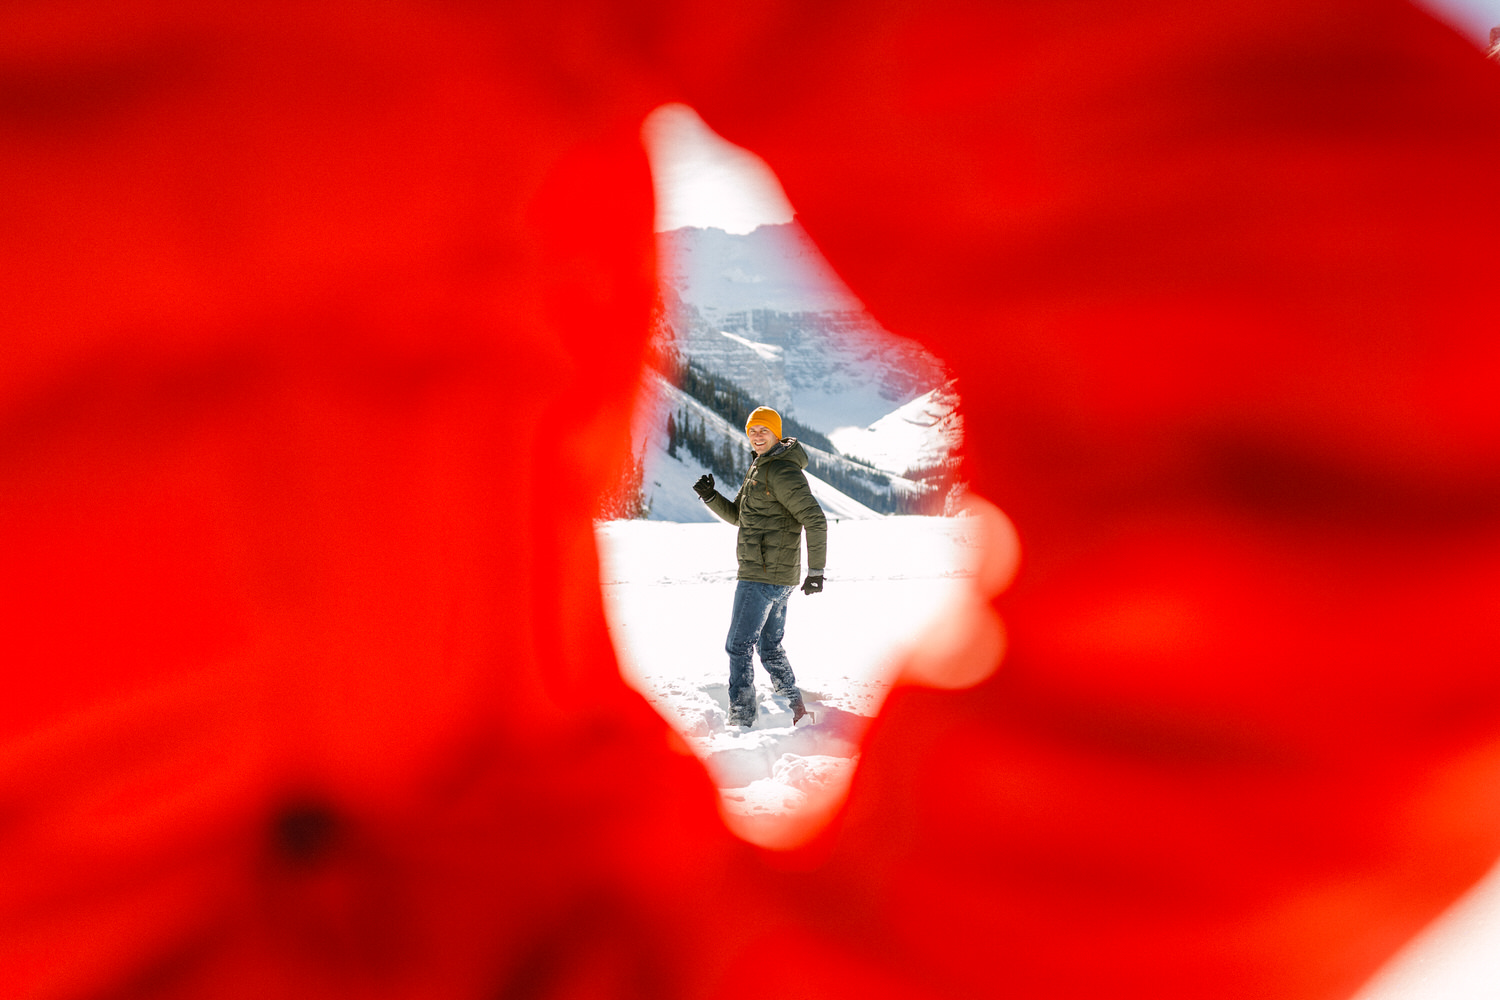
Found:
[758,438,808,470]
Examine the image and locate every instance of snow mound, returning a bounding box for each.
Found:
[720,754,859,821]
[697,704,867,788]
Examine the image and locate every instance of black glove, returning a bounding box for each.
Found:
[692,474,716,502]
[801,573,824,595]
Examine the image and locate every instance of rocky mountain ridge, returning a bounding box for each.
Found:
[657,223,949,434]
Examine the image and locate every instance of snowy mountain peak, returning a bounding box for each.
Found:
[657,223,949,433]
[659,221,863,317]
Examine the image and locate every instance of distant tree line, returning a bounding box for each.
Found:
[805,453,956,516]
[667,358,837,452]
[896,457,965,516]
[667,408,749,484]
[799,453,889,513]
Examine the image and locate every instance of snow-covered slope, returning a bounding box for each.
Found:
[630,374,883,522]
[828,380,964,476]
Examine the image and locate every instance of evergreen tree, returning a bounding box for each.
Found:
[716,438,736,481]
[596,442,648,520]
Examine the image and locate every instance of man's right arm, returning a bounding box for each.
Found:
[694,473,739,525]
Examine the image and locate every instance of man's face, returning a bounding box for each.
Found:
[747,423,778,455]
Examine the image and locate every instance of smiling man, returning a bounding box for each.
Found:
[692,406,827,729]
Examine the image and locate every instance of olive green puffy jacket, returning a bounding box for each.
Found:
[704,439,827,586]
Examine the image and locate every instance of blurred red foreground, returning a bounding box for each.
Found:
[4,2,1500,998]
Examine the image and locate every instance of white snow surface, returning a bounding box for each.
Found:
[595,515,982,846]
[596,514,1500,995]
[1352,857,1500,1000]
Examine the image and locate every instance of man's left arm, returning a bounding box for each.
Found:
[774,466,826,589]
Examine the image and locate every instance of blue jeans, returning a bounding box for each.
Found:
[724,581,800,722]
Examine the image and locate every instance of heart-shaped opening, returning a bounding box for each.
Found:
[597,105,1016,850]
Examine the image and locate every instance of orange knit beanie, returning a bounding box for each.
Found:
[744,406,783,440]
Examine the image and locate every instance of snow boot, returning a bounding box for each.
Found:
[791,701,813,725]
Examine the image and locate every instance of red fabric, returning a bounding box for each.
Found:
[4,2,1500,997]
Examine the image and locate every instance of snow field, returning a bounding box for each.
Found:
[596,515,1500,998]
[596,516,984,847]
